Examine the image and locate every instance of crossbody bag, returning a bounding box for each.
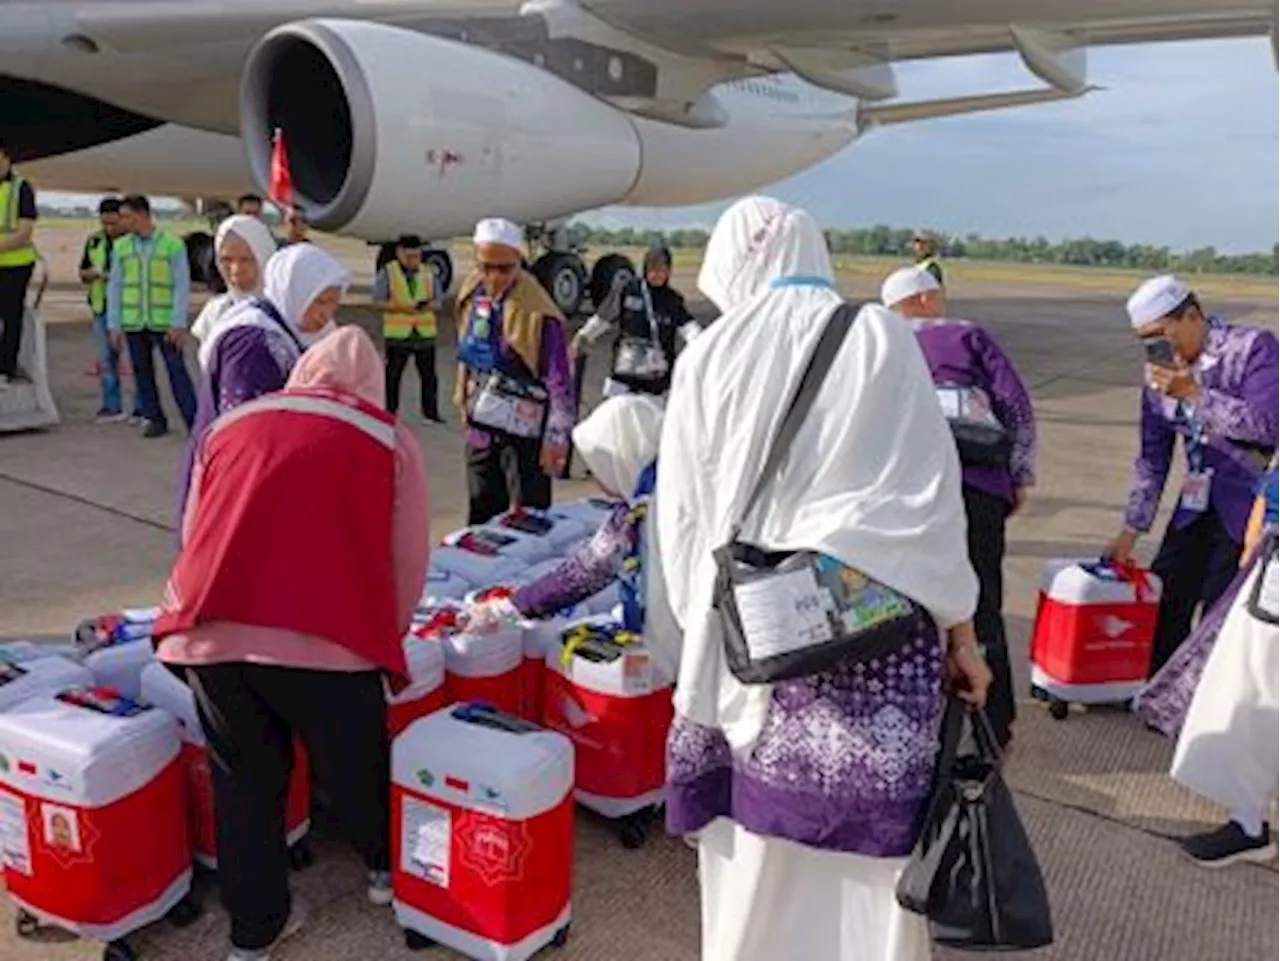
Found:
[712,304,921,685]
[935,383,1012,468]
[613,281,670,383]
[466,369,550,440]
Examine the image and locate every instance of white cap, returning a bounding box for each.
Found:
[1126,274,1191,330]
[881,265,940,309]
[473,217,523,252]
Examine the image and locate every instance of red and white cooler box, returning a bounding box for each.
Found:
[432,530,527,590]
[0,687,192,943]
[543,620,673,818]
[388,629,449,739]
[417,609,525,718]
[487,508,590,554]
[72,607,159,651]
[139,663,311,868]
[392,703,574,961]
[1030,558,1162,704]
[83,640,155,702]
[548,498,615,530]
[0,657,94,712]
[518,618,573,725]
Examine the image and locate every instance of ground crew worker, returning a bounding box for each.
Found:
[235,193,265,220]
[454,217,576,524]
[913,232,944,287]
[1107,275,1278,676]
[0,138,38,390]
[107,194,197,438]
[80,197,142,424]
[375,234,441,422]
[571,244,701,400]
[883,264,1037,750]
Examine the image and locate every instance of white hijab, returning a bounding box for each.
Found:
[197,242,348,371]
[190,216,277,347]
[571,395,664,500]
[654,196,977,754]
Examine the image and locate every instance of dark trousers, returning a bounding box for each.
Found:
[385,341,439,419]
[125,330,197,430]
[963,486,1016,746]
[0,263,34,377]
[467,433,551,525]
[1148,510,1242,675]
[186,665,390,951]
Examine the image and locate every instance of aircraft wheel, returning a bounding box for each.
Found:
[422,248,454,295]
[589,252,635,308]
[533,252,588,317]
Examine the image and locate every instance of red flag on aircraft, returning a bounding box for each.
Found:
[269,128,294,208]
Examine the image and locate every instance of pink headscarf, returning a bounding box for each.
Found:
[285,325,385,407]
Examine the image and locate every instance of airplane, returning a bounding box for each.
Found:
[2,0,1274,316]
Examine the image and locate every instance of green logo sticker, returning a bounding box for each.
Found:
[416,768,435,788]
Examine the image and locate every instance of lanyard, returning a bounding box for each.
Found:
[1175,401,1205,474]
[638,279,661,344]
[768,275,835,290]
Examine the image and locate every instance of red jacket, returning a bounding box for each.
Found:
[154,386,408,680]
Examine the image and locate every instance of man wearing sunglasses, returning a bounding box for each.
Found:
[1107,275,1278,676]
[453,217,577,523]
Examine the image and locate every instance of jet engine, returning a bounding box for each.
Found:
[239,19,643,238]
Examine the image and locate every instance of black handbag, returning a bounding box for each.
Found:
[896,698,1054,951]
[936,384,1013,469]
[711,304,921,685]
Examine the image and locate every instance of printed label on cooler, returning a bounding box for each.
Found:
[402,796,451,888]
[0,787,32,875]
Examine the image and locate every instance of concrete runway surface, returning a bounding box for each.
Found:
[0,232,1276,961]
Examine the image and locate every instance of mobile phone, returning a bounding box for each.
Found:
[1143,336,1176,368]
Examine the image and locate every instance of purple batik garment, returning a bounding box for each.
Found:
[910,317,1037,503]
[666,611,946,858]
[513,503,633,618]
[1134,545,1264,739]
[175,326,299,541]
[1126,319,1278,542]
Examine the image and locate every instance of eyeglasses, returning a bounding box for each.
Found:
[479,261,519,274]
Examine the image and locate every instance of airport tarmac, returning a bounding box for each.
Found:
[0,233,1276,961]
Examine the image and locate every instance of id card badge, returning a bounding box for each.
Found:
[1179,468,1214,513]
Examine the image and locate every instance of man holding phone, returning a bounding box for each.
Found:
[1108,275,1278,675]
[375,234,441,422]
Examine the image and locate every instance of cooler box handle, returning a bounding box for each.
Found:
[451,701,541,734]
[1078,557,1156,602]
[56,685,152,717]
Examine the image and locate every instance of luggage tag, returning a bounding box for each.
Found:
[1179,469,1213,513]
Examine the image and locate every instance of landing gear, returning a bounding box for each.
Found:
[532,252,589,318]
[589,253,635,307]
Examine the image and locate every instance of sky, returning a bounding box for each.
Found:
[44,38,1277,254]
[585,38,1279,254]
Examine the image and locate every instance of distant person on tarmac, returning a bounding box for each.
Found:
[1105,275,1278,677]
[571,244,701,401]
[80,197,143,423]
[106,194,197,438]
[374,234,441,422]
[883,264,1036,750]
[235,193,265,220]
[912,232,944,287]
[0,137,39,390]
[453,217,576,524]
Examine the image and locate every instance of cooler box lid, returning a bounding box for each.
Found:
[1040,558,1162,604]
[0,656,95,711]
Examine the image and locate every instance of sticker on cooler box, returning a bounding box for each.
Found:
[402,796,452,888]
[500,512,555,537]
[0,788,32,875]
[622,652,652,695]
[56,687,152,717]
[0,662,28,686]
[453,529,518,556]
[457,811,532,887]
[42,803,81,853]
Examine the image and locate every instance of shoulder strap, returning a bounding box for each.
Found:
[249,297,306,354]
[730,302,858,539]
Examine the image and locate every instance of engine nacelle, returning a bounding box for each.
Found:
[240,19,643,238]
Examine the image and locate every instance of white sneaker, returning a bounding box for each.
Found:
[226,897,307,961]
[367,870,393,906]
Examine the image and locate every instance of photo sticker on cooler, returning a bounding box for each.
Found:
[56,686,152,717]
[42,804,81,854]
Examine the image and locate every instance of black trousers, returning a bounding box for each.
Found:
[385,341,439,419]
[1148,510,1242,675]
[125,330,197,429]
[467,433,551,525]
[0,263,33,377]
[186,665,390,951]
[963,486,1016,746]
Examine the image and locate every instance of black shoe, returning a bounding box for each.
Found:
[1180,822,1274,868]
[143,421,169,439]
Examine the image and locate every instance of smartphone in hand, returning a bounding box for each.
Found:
[1143,336,1176,368]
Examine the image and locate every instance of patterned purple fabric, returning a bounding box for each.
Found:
[465,318,577,452]
[1133,545,1263,739]
[175,326,297,542]
[512,503,633,618]
[909,317,1037,503]
[1125,319,1278,541]
[666,614,945,857]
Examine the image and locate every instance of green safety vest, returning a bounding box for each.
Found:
[85,232,110,314]
[0,173,38,269]
[383,260,437,340]
[917,255,944,286]
[115,230,186,331]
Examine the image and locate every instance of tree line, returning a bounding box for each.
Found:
[568,223,1280,277]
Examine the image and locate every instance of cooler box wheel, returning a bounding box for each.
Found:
[14,909,39,938]
[166,895,201,928]
[289,838,314,871]
[1029,684,1049,702]
[618,807,652,850]
[1049,698,1070,720]
[552,924,571,948]
[103,939,137,961]
[404,929,436,951]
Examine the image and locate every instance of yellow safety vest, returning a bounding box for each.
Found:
[115,231,186,331]
[383,261,437,340]
[0,173,38,269]
[85,232,110,314]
